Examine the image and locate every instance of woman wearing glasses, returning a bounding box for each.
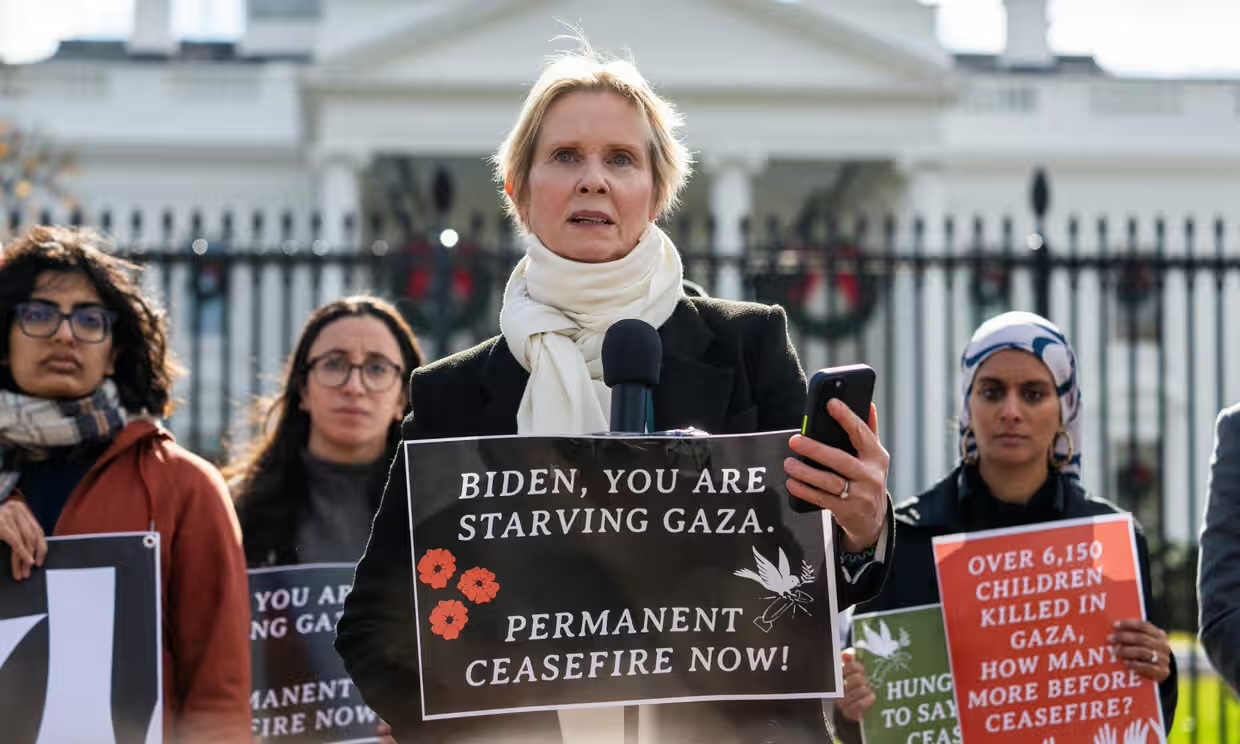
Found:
[0,226,251,740]
[228,296,424,567]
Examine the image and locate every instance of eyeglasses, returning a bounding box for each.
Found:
[15,300,116,344]
[306,351,404,393]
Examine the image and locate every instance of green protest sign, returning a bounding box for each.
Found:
[853,604,958,744]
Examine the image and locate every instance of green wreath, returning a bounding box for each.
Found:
[396,238,492,334]
[970,260,1011,309]
[1118,459,1155,499]
[1116,260,1155,308]
[753,242,880,341]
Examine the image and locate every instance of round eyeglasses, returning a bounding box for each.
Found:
[15,300,115,344]
[306,351,404,393]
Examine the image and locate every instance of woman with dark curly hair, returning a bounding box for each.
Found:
[227,295,423,567]
[0,225,251,741]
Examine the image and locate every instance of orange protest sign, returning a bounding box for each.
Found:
[932,514,1164,744]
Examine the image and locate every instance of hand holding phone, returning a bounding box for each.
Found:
[790,364,877,512]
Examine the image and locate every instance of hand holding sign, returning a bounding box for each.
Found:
[837,648,876,722]
[0,498,46,580]
[1109,620,1172,684]
[851,604,956,744]
[932,514,1165,743]
[784,401,889,551]
[0,533,162,744]
[406,431,843,719]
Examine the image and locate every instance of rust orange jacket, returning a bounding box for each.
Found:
[25,419,252,742]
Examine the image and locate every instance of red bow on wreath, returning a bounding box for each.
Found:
[403,240,476,301]
[755,242,880,342]
[397,238,491,333]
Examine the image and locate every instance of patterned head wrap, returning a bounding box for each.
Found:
[959,311,1082,480]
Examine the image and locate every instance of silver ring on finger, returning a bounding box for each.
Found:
[1150,651,1158,665]
[840,479,851,500]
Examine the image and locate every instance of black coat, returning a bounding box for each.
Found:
[833,465,1177,743]
[336,297,894,743]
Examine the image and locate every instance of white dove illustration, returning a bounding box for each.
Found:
[733,546,801,597]
[855,620,902,658]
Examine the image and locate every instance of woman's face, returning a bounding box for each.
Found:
[6,270,116,400]
[968,349,1061,471]
[300,315,407,464]
[520,90,658,263]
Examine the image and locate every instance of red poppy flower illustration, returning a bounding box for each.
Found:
[429,599,469,640]
[417,548,456,589]
[458,567,501,604]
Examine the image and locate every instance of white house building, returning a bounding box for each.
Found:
[2,0,1238,542]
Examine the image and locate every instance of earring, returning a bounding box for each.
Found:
[1050,429,1074,470]
[960,426,979,466]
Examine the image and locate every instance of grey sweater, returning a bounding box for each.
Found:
[294,450,384,565]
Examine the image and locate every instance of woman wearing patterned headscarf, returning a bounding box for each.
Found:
[831,311,1176,739]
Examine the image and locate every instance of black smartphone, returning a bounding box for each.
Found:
[791,364,877,512]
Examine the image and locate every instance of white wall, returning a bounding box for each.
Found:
[66,153,315,240]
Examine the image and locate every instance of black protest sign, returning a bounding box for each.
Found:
[0,532,162,744]
[249,564,379,742]
[405,430,841,720]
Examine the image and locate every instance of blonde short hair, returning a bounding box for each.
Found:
[493,42,693,228]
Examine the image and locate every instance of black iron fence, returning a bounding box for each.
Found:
[5,208,1240,741]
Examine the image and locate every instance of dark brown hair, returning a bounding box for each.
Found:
[227,296,424,565]
[0,225,179,415]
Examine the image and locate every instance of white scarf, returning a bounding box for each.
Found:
[499,224,684,435]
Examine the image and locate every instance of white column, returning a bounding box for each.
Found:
[316,150,364,303]
[1001,0,1053,68]
[0,3,14,63]
[128,0,176,56]
[892,159,950,497]
[706,154,765,301]
[318,151,363,251]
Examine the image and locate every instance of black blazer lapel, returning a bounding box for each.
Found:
[653,300,736,434]
[470,303,736,436]
[472,338,527,436]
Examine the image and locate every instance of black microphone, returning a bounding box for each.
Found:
[602,318,661,742]
[602,319,662,433]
